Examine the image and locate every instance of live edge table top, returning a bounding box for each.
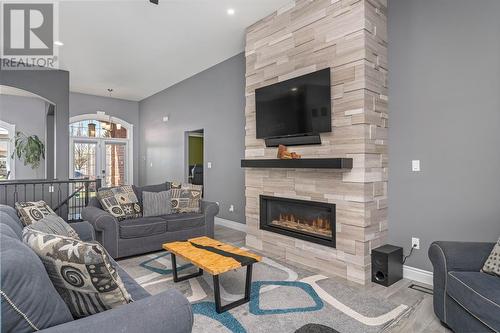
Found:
[163,236,262,276]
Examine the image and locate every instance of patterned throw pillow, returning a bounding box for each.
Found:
[29,214,80,239]
[482,238,500,277]
[15,200,56,226]
[97,185,141,220]
[170,184,203,214]
[142,190,172,217]
[22,228,133,318]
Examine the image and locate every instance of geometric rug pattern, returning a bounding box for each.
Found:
[119,250,416,333]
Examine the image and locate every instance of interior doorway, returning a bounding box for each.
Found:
[186,129,204,187]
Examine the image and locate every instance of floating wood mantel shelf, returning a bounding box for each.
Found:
[240,158,353,169]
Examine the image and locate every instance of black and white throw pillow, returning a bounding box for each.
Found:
[22,228,133,318]
[482,238,500,277]
[15,200,56,226]
[97,185,141,220]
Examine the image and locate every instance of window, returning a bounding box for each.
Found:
[69,115,132,187]
[0,121,15,180]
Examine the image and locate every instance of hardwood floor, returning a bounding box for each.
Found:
[214,224,451,333]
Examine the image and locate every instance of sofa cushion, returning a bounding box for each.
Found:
[447,271,500,330]
[482,237,500,277]
[1,226,74,332]
[142,190,172,217]
[23,228,133,318]
[15,200,56,226]
[163,213,204,232]
[97,185,141,220]
[29,215,80,239]
[0,210,23,239]
[119,217,167,239]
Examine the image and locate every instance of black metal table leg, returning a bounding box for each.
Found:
[213,264,253,313]
[170,253,203,282]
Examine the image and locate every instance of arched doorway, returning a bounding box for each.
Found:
[69,114,133,187]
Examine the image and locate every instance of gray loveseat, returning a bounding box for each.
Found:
[82,183,219,259]
[429,241,499,332]
[0,205,193,333]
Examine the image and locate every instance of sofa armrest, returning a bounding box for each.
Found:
[81,206,119,258]
[39,289,193,333]
[428,241,495,322]
[69,221,95,241]
[201,201,219,238]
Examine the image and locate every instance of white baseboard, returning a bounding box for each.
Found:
[215,217,247,232]
[403,265,433,286]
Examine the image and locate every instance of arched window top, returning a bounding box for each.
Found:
[70,119,127,139]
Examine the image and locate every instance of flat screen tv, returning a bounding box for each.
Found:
[255,68,331,140]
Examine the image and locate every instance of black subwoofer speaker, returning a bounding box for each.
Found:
[371,245,403,287]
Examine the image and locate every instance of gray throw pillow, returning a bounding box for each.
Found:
[482,238,500,277]
[142,190,172,217]
[29,215,80,239]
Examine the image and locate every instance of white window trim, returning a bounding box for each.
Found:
[0,120,16,180]
[69,114,133,185]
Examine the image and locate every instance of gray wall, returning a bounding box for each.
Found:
[139,54,246,223]
[0,95,47,179]
[0,68,70,180]
[69,92,140,184]
[388,0,500,271]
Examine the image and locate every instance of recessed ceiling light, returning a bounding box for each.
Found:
[227,8,235,15]
[54,40,64,46]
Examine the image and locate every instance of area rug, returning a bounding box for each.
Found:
[119,250,415,333]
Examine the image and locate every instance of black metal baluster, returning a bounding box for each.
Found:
[14,185,18,205]
[57,184,62,218]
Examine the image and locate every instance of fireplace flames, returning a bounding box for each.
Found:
[271,213,332,237]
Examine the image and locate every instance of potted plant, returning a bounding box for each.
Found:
[12,131,45,169]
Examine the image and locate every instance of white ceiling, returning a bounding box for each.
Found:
[58,0,292,101]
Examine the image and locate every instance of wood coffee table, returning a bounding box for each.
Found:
[163,236,262,313]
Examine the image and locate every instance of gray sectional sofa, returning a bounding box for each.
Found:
[0,205,193,333]
[429,241,499,332]
[82,183,219,259]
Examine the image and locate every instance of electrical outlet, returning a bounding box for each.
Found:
[411,237,420,250]
[412,160,421,172]
[48,186,54,193]
[229,205,234,212]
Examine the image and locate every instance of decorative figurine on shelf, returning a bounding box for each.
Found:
[277,145,302,159]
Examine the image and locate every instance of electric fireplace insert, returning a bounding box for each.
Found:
[259,195,336,248]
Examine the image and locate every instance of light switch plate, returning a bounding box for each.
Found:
[207,162,212,169]
[412,160,420,172]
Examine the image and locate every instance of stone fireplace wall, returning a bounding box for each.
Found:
[244,0,388,284]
